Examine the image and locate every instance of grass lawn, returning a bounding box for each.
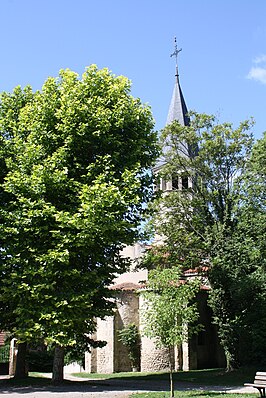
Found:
[0,368,259,397]
[72,366,259,386]
[71,368,259,397]
[130,393,256,398]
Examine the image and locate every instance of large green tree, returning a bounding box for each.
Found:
[232,131,266,364]
[207,129,266,368]
[0,66,158,381]
[146,112,262,370]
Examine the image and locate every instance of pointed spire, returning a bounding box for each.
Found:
[154,39,191,172]
[166,38,189,126]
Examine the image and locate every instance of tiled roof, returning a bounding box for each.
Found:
[110,277,210,293]
[0,332,6,346]
[110,282,143,291]
[183,266,209,275]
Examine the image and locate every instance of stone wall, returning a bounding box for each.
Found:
[84,342,97,373]
[85,282,224,374]
[93,316,115,374]
[138,293,173,372]
[85,289,140,374]
[114,290,140,372]
[140,334,171,372]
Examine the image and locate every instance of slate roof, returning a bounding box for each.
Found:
[154,53,190,171]
[166,70,189,127]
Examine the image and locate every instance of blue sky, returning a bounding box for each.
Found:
[0,0,265,140]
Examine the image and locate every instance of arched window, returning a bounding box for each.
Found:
[181,176,189,190]
[172,176,179,190]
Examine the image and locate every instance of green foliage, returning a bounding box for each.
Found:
[141,266,201,349]
[0,66,158,360]
[206,131,266,368]
[27,349,54,372]
[64,334,106,367]
[118,323,141,369]
[156,113,254,266]
[0,344,10,363]
[141,265,201,397]
[145,113,266,370]
[246,131,266,207]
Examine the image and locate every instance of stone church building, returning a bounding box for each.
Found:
[84,47,225,374]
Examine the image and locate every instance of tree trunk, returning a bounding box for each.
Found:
[169,367,174,398]
[224,337,239,371]
[168,346,175,398]
[52,346,65,383]
[14,342,28,379]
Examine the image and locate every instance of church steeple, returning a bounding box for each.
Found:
[166,38,189,126]
[154,39,190,173]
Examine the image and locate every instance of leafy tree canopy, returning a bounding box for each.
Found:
[143,113,266,370]
[0,66,158,352]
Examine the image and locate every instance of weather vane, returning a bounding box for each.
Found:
[170,37,182,79]
[170,37,182,65]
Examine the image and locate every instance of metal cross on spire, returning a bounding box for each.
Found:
[170,37,182,79]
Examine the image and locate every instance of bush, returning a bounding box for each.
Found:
[118,323,141,370]
[27,349,54,372]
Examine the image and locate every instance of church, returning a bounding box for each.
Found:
[84,43,225,374]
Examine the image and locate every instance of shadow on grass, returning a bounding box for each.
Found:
[0,375,125,394]
[72,366,260,386]
[0,367,260,395]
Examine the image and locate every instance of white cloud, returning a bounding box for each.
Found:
[247,54,266,84]
[247,67,266,84]
[254,54,266,64]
